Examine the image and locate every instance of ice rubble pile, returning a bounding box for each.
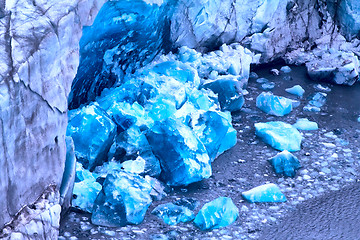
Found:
[67,44,257,227]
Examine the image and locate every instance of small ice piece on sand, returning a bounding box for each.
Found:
[255,121,302,151]
[270,69,280,75]
[193,197,239,231]
[262,82,275,90]
[256,92,293,116]
[280,66,292,73]
[285,85,305,97]
[152,203,195,225]
[242,183,287,203]
[256,77,269,84]
[314,84,331,92]
[293,118,318,131]
[269,150,301,177]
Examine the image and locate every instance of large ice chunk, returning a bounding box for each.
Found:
[293,118,318,131]
[306,50,359,86]
[268,150,301,177]
[67,104,116,170]
[255,121,302,151]
[91,170,152,227]
[190,111,236,161]
[242,183,287,203]
[193,197,239,231]
[72,163,102,213]
[152,203,195,225]
[202,77,244,112]
[108,126,161,177]
[146,118,212,186]
[256,92,293,116]
[69,0,173,109]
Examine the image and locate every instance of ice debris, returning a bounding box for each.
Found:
[242,183,287,203]
[152,203,195,225]
[91,170,152,227]
[261,82,275,90]
[269,150,301,177]
[202,77,244,112]
[306,50,359,86]
[304,92,327,112]
[194,197,239,231]
[255,121,302,152]
[146,118,212,186]
[280,66,292,73]
[256,92,293,116]
[285,85,305,97]
[67,104,116,171]
[72,163,102,213]
[293,118,318,131]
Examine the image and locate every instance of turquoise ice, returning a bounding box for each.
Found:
[285,85,305,97]
[255,121,302,151]
[256,92,293,116]
[194,197,239,231]
[152,203,195,225]
[242,183,287,203]
[146,118,212,186]
[293,118,318,131]
[67,104,116,170]
[269,150,301,177]
[91,170,152,227]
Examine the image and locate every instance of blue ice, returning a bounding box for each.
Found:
[242,183,287,203]
[285,85,305,97]
[255,121,302,151]
[194,197,239,231]
[293,118,318,131]
[256,92,293,116]
[269,150,301,177]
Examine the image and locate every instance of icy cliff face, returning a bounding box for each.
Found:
[0,0,105,233]
[1,0,360,234]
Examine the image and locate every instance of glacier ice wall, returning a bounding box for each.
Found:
[0,0,105,232]
[1,0,360,234]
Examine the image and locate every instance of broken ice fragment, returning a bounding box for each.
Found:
[194,197,239,231]
[146,118,212,186]
[269,150,301,177]
[306,50,359,85]
[256,78,268,84]
[256,92,293,116]
[261,82,275,90]
[285,85,305,97]
[190,111,235,161]
[314,84,331,92]
[67,104,116,170]
[242,183,286,203]
[72,164,102,213]
[109,126,161,177]
[304,92,327,112]
[293,118,318,131]
[255,121,302,152]
[280,66,292,73]
[152,203,195,225]
[270,69,280,75]
[309,92,327,108]
[202,78,244,112]
[91,170,152,227]
[122,156,146,174]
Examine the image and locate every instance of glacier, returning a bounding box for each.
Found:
[2,0,360,237]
